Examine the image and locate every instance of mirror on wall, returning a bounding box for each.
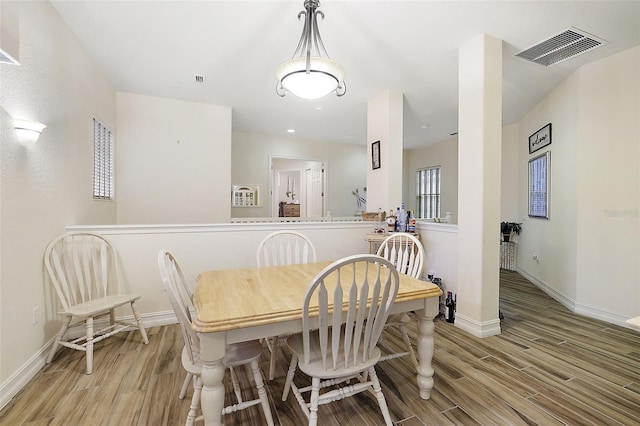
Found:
[271,157,326,218]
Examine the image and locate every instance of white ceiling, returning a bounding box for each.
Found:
[50,1,640,149]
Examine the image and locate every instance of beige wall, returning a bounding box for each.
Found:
[0,0,116,387]
[517,46,639,322]
[406,137,459,222]
[116,92,231,224]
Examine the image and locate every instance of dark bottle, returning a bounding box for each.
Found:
[446,292,456,323]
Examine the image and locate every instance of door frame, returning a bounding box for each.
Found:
[269,155,327,218]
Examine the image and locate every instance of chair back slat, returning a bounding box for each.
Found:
[44,233,120,312]
[377,233,425,279]
[158,250,200,365]
[302,254,399,371]
[256,231,317,267]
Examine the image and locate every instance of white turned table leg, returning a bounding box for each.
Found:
[415,296,439,399]
[199,333,227,426]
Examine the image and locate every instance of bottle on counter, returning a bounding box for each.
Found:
[408,210,416,233]
[386,210,396,232]
[397,203,407,232]
[393,207,400,231]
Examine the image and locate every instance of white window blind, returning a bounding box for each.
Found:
[93,118,114,200]
[416,166,441,219]
[528,151,550,218]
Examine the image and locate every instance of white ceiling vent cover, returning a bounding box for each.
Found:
[515,27,607,66]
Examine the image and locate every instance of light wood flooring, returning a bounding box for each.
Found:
[2,271,639,425]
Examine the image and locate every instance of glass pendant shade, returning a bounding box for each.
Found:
[276,0,346,100]
[276,57,345,100]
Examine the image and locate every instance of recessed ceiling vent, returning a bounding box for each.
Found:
[194,74,206,84]
[515,27,607,66]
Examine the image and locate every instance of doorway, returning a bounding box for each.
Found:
[271,157,325,218]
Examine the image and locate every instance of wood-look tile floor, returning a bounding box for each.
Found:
[2,271,639,425]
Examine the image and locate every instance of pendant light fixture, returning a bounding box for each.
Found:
[276,0,346,100]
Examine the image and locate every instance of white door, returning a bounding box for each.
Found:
[306,166,324,217]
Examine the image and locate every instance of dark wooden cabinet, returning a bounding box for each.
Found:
[279,202,300,217]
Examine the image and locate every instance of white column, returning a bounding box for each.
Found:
[366,91,404,213]
[456,34,502,337]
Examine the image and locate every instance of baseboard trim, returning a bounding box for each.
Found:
[516,268,632,329]
[0,311,177,410]
[454,314,502,338]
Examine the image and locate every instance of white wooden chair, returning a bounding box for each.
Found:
[256,230,317,380]
[44,232,149,375]
[281,254,399,426]
[158,250,274,426]
[376,232,425,367]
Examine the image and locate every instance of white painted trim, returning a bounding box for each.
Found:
[517,268,634,329]
[67,221,371,235]
[454,314,502,338]
[0,340,49,410]
[0,311,177,410]
[417,221,458,233]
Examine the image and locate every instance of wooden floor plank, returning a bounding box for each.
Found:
[2,270,640,425]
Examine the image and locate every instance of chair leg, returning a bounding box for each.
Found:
[130,301,149,344]
[187,376,202,426]
[398,319,418,367]
[85,317,94,375]
[268,336,279,380]
[250,359,274,426]
[368,366,393,426]
[47,316,71,364]
[230,366,243,404]
[179,373,193,400]
[308,377,321,426]
[281,353,298,401]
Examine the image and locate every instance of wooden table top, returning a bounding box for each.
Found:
[193,261,441,333]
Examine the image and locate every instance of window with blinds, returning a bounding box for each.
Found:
[528,151,550,218]
[93,118,114,200]
[416,166,441,219]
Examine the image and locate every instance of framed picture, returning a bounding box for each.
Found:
[371,140,381,170]
[528,151,550,219]
[529,123,552,154]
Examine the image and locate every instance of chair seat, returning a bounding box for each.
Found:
[182,339,264,375]
[62,294,141,317]
[287,330,381,379]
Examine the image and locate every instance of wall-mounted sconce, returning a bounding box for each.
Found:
[14,118,46,145]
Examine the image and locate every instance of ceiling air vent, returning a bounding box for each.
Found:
[515,27,607,66]
[194,74,206,84]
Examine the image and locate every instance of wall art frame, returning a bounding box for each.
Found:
[529,123,552,154]
[371,140,381,170]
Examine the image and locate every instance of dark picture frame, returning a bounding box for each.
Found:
[371,140,381,169]
[529,123,552,154]
[528,151,550,219]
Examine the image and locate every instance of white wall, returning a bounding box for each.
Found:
[517,46,639,324]
[116,92,231,224]
[574,47,639,320]
[67,222,373,319]
[500,123,520,222]
[231,132,366,218]
[0,0,116,389]
[406,137,459,222]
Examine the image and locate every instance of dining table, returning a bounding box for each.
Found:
[192,260,442,426]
